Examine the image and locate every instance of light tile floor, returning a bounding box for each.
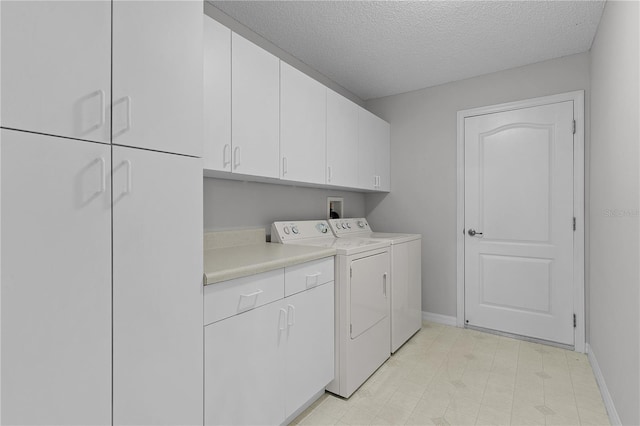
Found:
[291,322,610,426]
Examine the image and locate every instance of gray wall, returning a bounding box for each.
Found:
[588,1,639,424]
[203,178,366,238]
[364,52,590,318]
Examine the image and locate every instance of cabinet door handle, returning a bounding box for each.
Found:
[327,166,332,182]
[223,144,231,168]
[305,272,321,288]
[278,308,287,331]
[287,304,296,327]
[94,89,106,131]
[383,272,387,296]
[233,146,241,169]
[97,157,106,194]
[124,159,132,194]
[282,157,288,176]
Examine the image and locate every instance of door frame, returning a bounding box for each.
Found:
[456,91,585,353]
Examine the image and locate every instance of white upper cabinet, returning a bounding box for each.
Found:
[112,1,202,157]
[326,90,359,188]
[0,1,111,144]
[358,108,391,191]
[203,15,232,172]
[232,32,280,178]
[280,62,327,184]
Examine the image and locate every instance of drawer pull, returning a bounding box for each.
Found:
[305,272,321,288]
[237,289,263,312]
[240,289,263,299]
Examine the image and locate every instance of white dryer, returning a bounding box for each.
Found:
[271,220,391,398]
[328,218,422,353]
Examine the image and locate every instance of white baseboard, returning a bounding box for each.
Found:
[422,311,457,327]
[586,343,621,426]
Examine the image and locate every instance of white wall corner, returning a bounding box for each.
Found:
[422,311,458,327]
[586,343,622,426]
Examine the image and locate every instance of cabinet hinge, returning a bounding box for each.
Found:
[350,267,352,278]
[572,120,576,135]
[573,217,576,231]
[573,314,577,328]
[350,324,352,334]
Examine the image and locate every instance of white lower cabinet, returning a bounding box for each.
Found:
[205,258,334,425]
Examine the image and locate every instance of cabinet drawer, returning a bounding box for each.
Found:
[204,269,284,325]
[284,257,334,297]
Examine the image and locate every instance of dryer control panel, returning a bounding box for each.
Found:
[271,220,330,243]
[328,218,371,236]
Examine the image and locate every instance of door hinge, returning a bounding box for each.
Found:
[350,324,352,334]
[573,314,577,328]
[573,217,576,231]
[350,267,352,278]
[572,120,576,135]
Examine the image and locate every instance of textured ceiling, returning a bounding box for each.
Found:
[210,1,605,100]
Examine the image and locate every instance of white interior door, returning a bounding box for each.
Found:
[464,101,575,345]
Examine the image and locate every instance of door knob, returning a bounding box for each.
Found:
[468,229,483,237]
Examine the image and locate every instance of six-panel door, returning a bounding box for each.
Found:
[1,129,112,425]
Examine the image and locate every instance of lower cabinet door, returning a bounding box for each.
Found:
[205,301,286,426]
[1,129,111,425]
[284,282,335,418]
[112,146,203,425]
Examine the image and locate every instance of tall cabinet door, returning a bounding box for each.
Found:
[0,1,110,143]
[232,32,280,178]
[280,62,326,184]
[203,15,232,172]
[112,147,203,426]
[358,108,378,190]
[112,1,203,157]
[327,90,359,188]
[1,130,111,425]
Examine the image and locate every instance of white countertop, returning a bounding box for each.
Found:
[203,229,336,286]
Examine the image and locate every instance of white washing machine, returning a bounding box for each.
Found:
[328,218,422,353]
[271,220,391,398]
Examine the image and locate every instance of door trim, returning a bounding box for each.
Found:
[456,91,585,353]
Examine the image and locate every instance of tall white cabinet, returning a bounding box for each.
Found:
[1,2,203,425]
[1,130,112,426]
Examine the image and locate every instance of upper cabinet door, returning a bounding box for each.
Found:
[112,1,203,157]
[358,108,378,190]
[203,16,232,172]
[358,108,390,191]
[232,33,280,178]
[280,62,326,184]
[327,90,359,188]
[375,117,391,192]
[0,1,110,143]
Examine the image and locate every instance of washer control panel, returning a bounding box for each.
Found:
[271,220,330,242]
[328,218,371,236]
